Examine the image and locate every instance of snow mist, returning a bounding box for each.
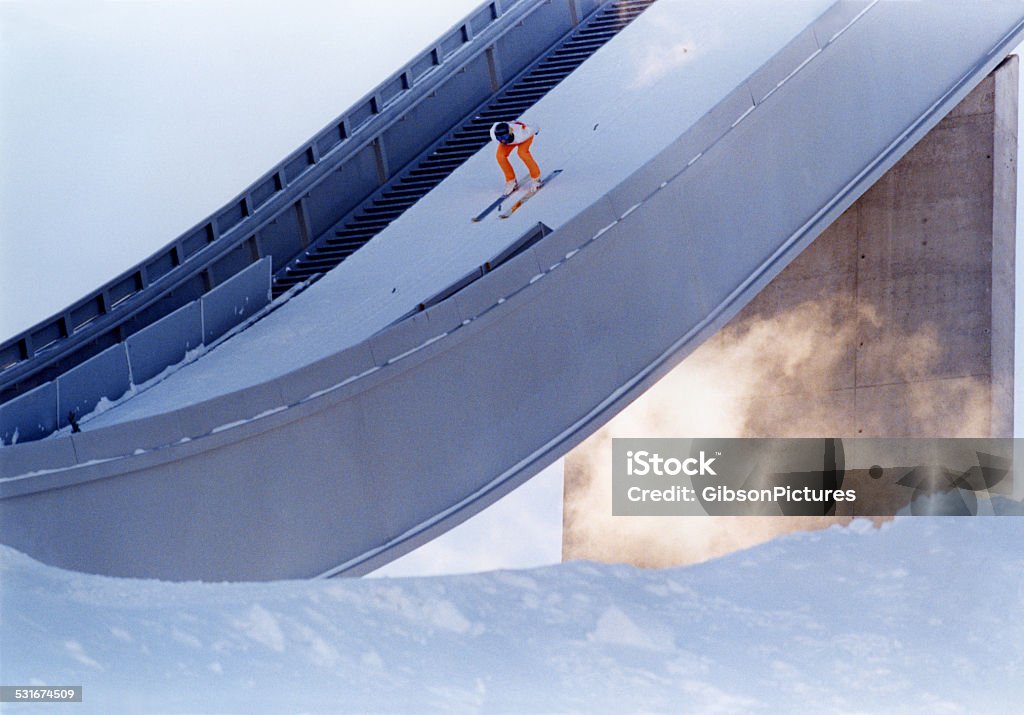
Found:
[562,295,990,568]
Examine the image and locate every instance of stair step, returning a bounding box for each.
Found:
[477,107,532,120]
[333,226,377,238]
[294,255,346,268]
[297,257,346,271]
[583,20,633,32]
[381,187,429,200]
[370,197,418,209]
[407,167,452,179]
[360,207,406,219]
[283,266,321,279]
[418,157,464,169]
[502,87,549,98]
[432,147,477,158]
[444,136,490,147]
[347,217,393,229]
[394,177,443,190]
[326,237,368,249]
[488,97,535,108]
[538,56,587,69]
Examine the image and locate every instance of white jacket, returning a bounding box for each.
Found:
[490,120,539,145]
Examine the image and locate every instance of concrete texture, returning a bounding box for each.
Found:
[564,59,1017,565]
[992,56,1018,437]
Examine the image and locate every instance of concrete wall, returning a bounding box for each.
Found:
[563,58,1017,565]
[742,57,1017,439]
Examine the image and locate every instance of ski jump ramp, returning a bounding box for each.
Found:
[2,0,1022,580]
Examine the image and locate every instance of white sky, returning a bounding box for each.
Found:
[1,2,1022,577]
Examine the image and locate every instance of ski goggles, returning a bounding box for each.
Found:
[495,130,514,144]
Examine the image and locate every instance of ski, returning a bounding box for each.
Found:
[499,170,562,219]
[471,193,508,222]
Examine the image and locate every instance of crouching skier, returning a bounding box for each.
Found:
[490,120,542,195]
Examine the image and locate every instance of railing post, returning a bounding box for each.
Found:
[296,198,313,249]
[486,46,503,91]
[373,138,390,185]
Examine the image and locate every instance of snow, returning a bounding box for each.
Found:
[82,0,834,429]
[2,517,1022,713]
[0,457,120,484]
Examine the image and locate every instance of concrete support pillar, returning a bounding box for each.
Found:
[992,56,1018,437]
[562,58,1018,566]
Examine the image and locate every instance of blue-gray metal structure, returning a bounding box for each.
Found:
[2,0,1023,580]
[0,259,272,443]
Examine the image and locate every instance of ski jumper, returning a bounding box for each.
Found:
[491,121,541,182]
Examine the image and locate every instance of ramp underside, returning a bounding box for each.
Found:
[2,0,1022,580]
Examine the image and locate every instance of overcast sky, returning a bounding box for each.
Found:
[2,2,1022,576]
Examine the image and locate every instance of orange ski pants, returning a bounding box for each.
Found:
[496,136,540,182]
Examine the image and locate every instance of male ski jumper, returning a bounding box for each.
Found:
[491,120,541,195]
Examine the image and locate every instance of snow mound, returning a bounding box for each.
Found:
[3,518,1023,713]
